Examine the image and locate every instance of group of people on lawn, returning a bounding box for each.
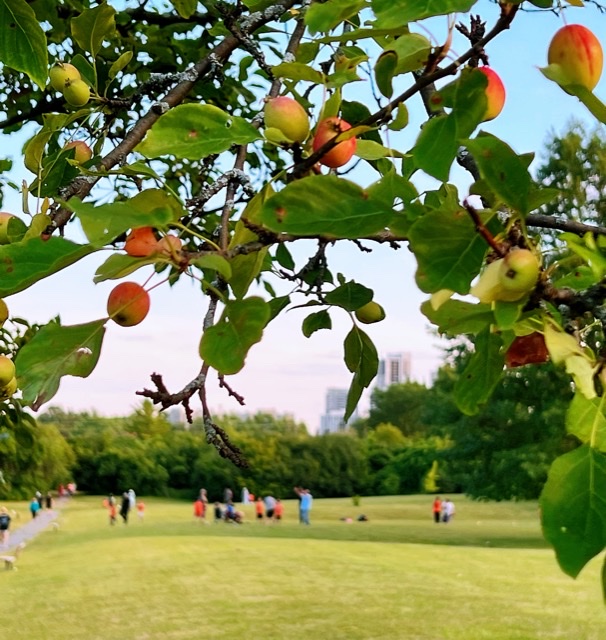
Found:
[432,496,456,523]
[104,489,145,525]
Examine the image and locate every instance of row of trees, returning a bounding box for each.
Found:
[0,341,570,502]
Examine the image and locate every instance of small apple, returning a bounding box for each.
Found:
[125,227,159,257]
[355,301,386,324]
[264,96,310,143]
[107,282,150,327]
[548,24,603,91]
[49,62,81,92]
[0,355,16,387]
[470,259,504,303]
[0,376,18,399]
[158,234,183,256]
[312,117,357,168]
[506,333,549,368]
[476,67,506,121]
[0,299,8,327]
[63,78,90,107]
[63,140,93,164]
[498,249,540,299]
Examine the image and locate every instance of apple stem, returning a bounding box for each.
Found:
[463,199,506,257]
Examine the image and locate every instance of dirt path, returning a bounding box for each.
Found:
[5,498,65,550]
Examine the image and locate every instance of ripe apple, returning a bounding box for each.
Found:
[125,227,158,257]
[505,332,549,368]
[107,282,150,327]
[158,234,183,256]
[264,96,310,143]
[0,355,16,387]
[49,62,81,92]
[312,117,357,168]
[548,24,603,91]
[63,140,93,164]
[476,67,506,121]
[355,301,386,324]
[63,78,90,107]
[498,249,540,299]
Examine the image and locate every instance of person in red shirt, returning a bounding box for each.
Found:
[273,499,284,523]
[432,496,442,524]
[255,497,264,522]
[194,498,204,522]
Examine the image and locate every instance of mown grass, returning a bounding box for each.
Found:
[0,494,603,639]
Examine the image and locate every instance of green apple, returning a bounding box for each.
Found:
[49,62,81,92]
[355,301,386,324]
[264,96,310,144]
[498,249,540,299]
[63,79,90,107]
[0,298,8,327]
[470,259,504,303]
[0,376,17,399]
[0,355,16,387]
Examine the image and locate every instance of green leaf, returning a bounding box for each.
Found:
[372,0,475,28]
[274,244,295,271]
[374,50,397,98]
[271,62,326,85]
[325,282,372,311]
[305,0,366,34]
[454,328,504,415]
[421,299,494,336]
[66,189,182,247]
[172,0,197,18]
[93,253,159,284]
[71,2,116,58]
[0,237,96,297]
[15,319,106,411]
[540,445,606,578]
[108,50,133,81]
[355,139,405,160]
[136,104,261,160]
[391,33,431,75]
[566,393,606,451]
[412,115,458,182]
[0,0,48,89]
[492,299,523,330]
[199,297,270,375]
[302,310,332,338]
[464,133,532,215]
[409,207,497,294]
[388,105,409,131]
[260,175,393,238]
[343,326,378,421]
[190,255,232,281]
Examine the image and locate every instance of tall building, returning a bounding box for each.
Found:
[376,352,411,390]
[319,388,357,434]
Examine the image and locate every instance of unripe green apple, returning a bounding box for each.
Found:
[476,67,506,121]
[312,117,357,168]
[0,376,18,399]
[63,79,90,107]
[0,299,8,327]
[63,140,93,164]
[125,227,158,257]
[107,282,150,327]
[0,213,15,245]
[355,301,386,324]
[548,24,603,91]
[498,249,540,299]
[49,62,81,92]
[264,96,310,143]
[0,355,16,387]
[470,259,504,304]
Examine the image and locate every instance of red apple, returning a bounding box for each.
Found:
[477,67,506,121]
[125,227,158,257]
[312,117,357,168]
[107,282,150,327]
[548,24,603,91]
[264,96,310,143]
[63,140,92,164]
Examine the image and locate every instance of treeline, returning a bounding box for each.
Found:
[0,354,574,503]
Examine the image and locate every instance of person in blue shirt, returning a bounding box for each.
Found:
[30,497,40,519]
[294,487,313,525]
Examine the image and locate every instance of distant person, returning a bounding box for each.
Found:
[137,501,145,521]
[255,497,264,522]
[120,492,130,524]
[225,501,242,523]
[30,497,40,519]
[35,490,43,510]
[213,502,223,523]
[294,487,313,525]
[128,489,136,510]
[432,496,442,524]
[0,506,11,548]
[223,487,233,503]
[194,497,204,522]
[45,492,53,509]
[199,489,209,523]
[294,485,303,523]
[264,495,276,520]
[108,501,117,526]
[273,499,283,523]
[442,498,455,523]
[241,487,250,504]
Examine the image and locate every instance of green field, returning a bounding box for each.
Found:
[0,495,603,639]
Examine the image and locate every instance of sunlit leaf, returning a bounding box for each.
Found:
[566,393,606,451]
[71,2,116,58]
[372,0,475,27]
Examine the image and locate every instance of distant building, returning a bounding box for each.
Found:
[376,352,411,390]
[319,388,357,434]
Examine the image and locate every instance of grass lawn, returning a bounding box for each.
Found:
[0,494,603,639]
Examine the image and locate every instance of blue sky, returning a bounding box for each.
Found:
[2,1,605,431]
